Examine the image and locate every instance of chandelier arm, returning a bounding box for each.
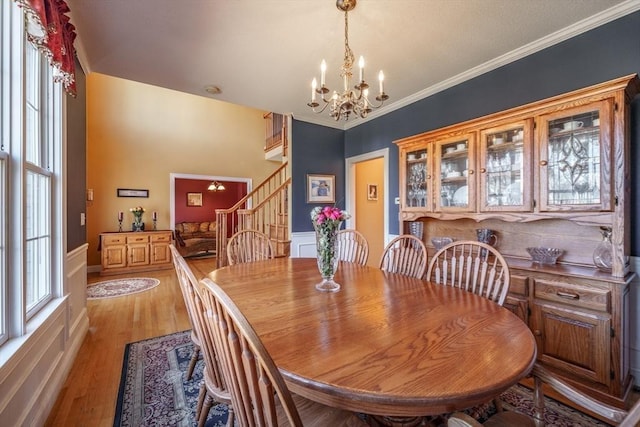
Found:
[309,100,332,115]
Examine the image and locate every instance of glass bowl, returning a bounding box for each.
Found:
[432,237,454,251]
[526,247,563,264]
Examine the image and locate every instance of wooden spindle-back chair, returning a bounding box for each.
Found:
[448,363,640,426]
[336,229,369,266]
[198,277,366,427]
[170,245,233,427]
[226,229,274,265]
[378,234,428,279]
[426,240,510,306]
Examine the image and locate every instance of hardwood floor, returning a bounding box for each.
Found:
[44,256,217,427]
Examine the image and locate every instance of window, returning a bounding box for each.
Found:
[0,0,62,343]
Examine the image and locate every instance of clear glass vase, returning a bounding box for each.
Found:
[593,226,613,272]
[132,216,144,232]
[315,226,341,292]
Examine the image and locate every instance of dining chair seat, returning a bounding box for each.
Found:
[426,240,510,306]
[378,234,428,279]
[226,229,275,265]
[336,229,369,266]
[199,277,367,427]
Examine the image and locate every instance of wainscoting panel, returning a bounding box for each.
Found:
[0,244,89,426]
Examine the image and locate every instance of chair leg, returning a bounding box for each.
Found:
[198,392,214,427]
[196,383,206,420]
[187,345,201,380]
[226,406,235,427]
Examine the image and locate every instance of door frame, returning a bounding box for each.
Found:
[169,173,252,228]
[345,148,389,243]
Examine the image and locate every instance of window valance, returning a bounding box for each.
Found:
[14,0,77,96]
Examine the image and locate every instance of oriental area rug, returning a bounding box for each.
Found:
[114,331,610,427]
[87,277,161,299]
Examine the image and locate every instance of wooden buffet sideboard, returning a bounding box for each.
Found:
[99,230,173,275]
[394,74,639,408]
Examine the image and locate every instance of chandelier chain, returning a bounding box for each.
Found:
[342,10,354,80]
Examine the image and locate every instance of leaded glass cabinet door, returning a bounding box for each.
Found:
[434,134,476,212]
[402,146,431,211]
[538,100,613,212]
[479,119,533,212]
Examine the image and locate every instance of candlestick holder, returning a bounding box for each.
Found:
[153,220,157,230]
[118,219,123,232]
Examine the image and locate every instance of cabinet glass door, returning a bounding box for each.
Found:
[403,148,430,210]
[539,100,612,211]
[479,120,532,212]
[435,134,475,211]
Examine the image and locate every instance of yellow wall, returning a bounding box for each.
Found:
[355,157,384,266]
[86,73,278,266]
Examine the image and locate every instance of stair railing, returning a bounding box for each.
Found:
[215,162,289,268]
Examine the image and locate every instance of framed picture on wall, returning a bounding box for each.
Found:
[307,174,335,203]
[367,184,378,201]
[186,192,203,207]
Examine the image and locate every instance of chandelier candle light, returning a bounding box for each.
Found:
[311,206,350,292]
[307,0,389,121]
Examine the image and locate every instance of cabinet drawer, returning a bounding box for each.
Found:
[127,235,150,244]
[102,235,126,245]
[509,275,528,297]
[534,280,610,312]
[151,233,171,243]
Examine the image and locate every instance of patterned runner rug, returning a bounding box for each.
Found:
[87,278,160,299]
[114,331,611,427]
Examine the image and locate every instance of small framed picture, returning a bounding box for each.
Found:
[186,192,203,207]
[307,174,335,203]
[367,184,378,201]
[117,188,149,198]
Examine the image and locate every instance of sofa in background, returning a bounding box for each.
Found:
[174,221,217,257]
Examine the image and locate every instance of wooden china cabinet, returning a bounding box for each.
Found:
[395,74,639,408]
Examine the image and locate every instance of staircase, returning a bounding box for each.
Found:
[215,113,290,269]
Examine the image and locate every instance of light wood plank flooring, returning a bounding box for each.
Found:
[45,256,217,427]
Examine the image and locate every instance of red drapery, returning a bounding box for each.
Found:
[14,0,77,96]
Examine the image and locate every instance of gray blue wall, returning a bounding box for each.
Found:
[292,11,640,254]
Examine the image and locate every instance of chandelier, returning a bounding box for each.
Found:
[307,0,388,121]
[207,181,226,192]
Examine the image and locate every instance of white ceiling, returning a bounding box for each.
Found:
[66,0,639,130]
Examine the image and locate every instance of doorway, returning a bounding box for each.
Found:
[345,148,389,267]
[169,173,252,228]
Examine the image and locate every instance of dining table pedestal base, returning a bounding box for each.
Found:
[367,415,423,427]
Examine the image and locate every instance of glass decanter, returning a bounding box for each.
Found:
[592,226,613,272]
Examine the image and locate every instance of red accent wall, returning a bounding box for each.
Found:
[175,179,246,224]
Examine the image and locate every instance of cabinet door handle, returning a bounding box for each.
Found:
[556,291,579,300]
[534,330,542,336]
[426,174,431,180]
[540,160,548,166]
[468,169,474,175]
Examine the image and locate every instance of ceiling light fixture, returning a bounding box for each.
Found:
[307,0,388,121]
[207,181,226,191]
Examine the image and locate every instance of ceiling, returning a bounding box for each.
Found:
[66,0,639,130]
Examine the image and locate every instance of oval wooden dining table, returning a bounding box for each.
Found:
[206,257,537,418]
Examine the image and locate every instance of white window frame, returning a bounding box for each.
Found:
[0,0,64,344]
